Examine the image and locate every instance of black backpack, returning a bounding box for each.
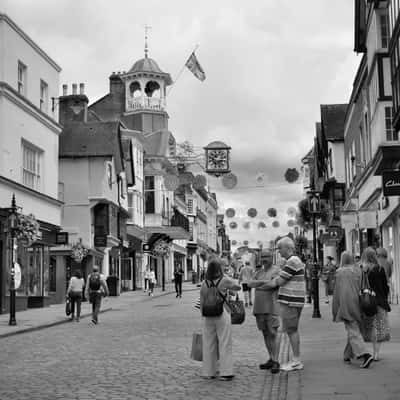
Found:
[201,278,225,317]
[89,272,101,291]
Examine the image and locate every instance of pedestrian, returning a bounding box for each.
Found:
[355,255,361,268]
[200,257,241,381]
[148,266,156,296]
[321,256,336,304]
[247,250,281,373]
[143,265,150,293]
[376,247,393,303]
[360,247,391,361]
[174,264,184,298]
[332,251,373,368]
[66,270,85,322]
[261,237,305,371]
[85,265,109,325]
[304,254,313,304]
[239,261,254,307]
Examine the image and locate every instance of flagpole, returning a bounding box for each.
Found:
[167,44,200,96]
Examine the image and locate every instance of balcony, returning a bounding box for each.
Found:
[171,209,189,232]
[126,96,165,112]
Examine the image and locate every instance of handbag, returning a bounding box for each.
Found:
[359,270,378,317]
[190,332,203,361]
[65,297,72,316]
[229,294,246,325]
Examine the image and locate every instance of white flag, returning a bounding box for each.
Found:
[185,52,206,81]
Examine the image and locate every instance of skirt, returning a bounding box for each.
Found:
[361,306,390,343]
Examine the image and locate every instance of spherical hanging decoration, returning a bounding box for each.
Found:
[179,172,194,185]
[255,172,265,186]
[287,219,295,227]
[193,174,207,190]
[231,240,237,246]
[229,221,238,229]
[284,168,300,183]
[257,240,263,247]
[247,208,258,218]
[225,208,236,218]
[272,221,280,228]
[164,175,180,191]
[222,173,238,189]
[267,208,277,218]
[287,207,297,217]
[258,221,266,229]
[243,221,250,229]
[243,240,249,246]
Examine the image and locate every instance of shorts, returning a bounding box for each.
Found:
[255,314,280,336]
[280,303,303,334]
[242,283,250,292]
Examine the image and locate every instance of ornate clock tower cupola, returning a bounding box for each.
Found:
[119,29,172,133]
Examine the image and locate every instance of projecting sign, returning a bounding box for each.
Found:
[382,170,400,196]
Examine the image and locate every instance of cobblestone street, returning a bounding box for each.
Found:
[0,290,287,400]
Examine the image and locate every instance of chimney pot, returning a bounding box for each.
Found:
[72,83,77,95]
[79,83,85,95]
[62,84,67,96]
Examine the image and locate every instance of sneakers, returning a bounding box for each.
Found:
[259,359,273,370]
[249,302,253,306]
[280,360,304,371]
[219,375,234,381]
[360,354,373,368]
[271,361,280,374]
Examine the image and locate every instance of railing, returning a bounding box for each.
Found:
[126,96,165,112]
[171,209,190,232]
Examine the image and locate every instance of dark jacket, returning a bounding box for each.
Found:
[367,265,390,312]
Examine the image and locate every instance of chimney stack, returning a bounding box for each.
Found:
[79,83,85,95]
[62,84,67,96]
[59,82,89,126]
[72,83,77,95]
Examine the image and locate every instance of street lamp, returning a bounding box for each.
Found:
[7,194,18,326]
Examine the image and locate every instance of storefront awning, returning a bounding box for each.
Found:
[145,226,190,240]
[372,144,400,175]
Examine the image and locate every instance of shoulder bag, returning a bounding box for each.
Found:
[229,293,246,325]
[359,270,378,317]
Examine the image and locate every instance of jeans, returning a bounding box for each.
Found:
[90,292,102,322]
[343,320,368,359]
[175,279,182,296]
[69,292,82,319]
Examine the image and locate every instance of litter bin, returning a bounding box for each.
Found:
[192,271,197,284]
[106,276,120,296]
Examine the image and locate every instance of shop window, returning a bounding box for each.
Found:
[27,246,49,296]
[49,256,56,292]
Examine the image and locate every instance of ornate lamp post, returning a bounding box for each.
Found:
[7,195,18,326]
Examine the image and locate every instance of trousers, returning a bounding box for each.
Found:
[90,292,102,322]
[202,310,233,377]
[343,320,368,359]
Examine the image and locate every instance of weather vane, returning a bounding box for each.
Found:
[144,24,152,58]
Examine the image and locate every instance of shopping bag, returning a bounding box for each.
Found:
[65,297,72,316]
[229,294,245,325]
[190,332,203,361]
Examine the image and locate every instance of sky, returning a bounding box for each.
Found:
[2,0,361,249]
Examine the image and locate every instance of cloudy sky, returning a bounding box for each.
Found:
[2,0,360,248]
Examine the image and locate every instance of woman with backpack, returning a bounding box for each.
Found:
[200,257,241,381]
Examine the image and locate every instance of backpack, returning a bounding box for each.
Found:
[201,278,225,317]
[89,272,101,291]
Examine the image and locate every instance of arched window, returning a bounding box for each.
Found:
[144,81,161,98]
[129,81,141,98]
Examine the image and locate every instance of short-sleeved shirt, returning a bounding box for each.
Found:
[252,266,280,315]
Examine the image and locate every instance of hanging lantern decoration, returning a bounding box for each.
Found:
[267,208,277,218]
[255,172,265,186]
[247,208,257,218]
[179,172,194,185]
[231,240,237,246]
[71,239,89,263]
[164,174,180,191]
[258,221,266,229]
[243,240,249,246]
[287,207,297,217]
[284,168,300,183]
[229,221,238,229]
[204,141,231,177]
[152,239,171,258]
[222,173,238,189]
[193,174,207,190]
[287,219,295,227]
[225,208,236,218]
[243,221,250,229]
[272,221,280,228]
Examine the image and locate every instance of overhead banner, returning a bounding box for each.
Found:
[382,170,400,196]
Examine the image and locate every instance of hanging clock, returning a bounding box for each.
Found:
[204,141,231,177]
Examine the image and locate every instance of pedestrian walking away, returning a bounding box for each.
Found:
[239,261,254,307]
[148,266,156,296]
[261,237,305,372]
[143,265,150,293]
[174,264,184,298]
[332,251,373,368]
[321,256,337,304]
[85,265,109,325]
[248,249,281,374]
[66,270,85,322]
[200,257,241,381]
[304,254,313,304]
[376,247,393,303]
[360,247,391,361]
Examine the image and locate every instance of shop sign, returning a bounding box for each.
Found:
[382,170,400,196]
[56,232,69,245]
[142,243,151,253]
[94,235,107,247]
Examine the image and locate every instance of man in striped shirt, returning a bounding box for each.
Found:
[260,237,305,371]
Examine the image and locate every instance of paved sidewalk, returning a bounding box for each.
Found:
[0,281,199,338]
[290,301,400,400]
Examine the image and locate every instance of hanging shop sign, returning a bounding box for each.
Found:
[382,170,400,196]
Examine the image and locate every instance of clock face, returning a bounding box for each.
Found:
[207,149,228,170]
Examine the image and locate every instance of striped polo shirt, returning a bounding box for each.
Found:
[277,255,305,307]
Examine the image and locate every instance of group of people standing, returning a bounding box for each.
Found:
[199,237,306,380]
